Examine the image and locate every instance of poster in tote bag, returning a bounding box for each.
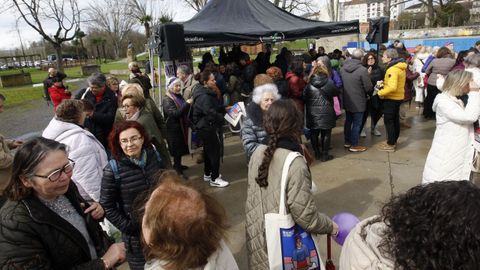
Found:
[280,225,321,270]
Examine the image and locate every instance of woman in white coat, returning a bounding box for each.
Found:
[422,70,480,184]
[43,99,107,202]
[412,45,429,105]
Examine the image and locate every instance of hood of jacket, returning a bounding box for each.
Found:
[192,84,216,101]
[342,59,364,73]
[285,71,300,81]
[246,101,263,127]
[42,118,90,142]
[339,216,395,269]
[310,73,329,89]
[387,58,407,70]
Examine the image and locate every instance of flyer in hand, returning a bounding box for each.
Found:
[224,102,246,126]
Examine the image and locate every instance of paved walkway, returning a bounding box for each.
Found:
[1,100,475,269]
[181,107,436,269]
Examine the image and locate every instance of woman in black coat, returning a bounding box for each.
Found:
[162,78,191,177]
[0,137,126,269]
[304,64,340,161]
[361,52,385,136]
[100,121,164,270]
[192,71,229,188]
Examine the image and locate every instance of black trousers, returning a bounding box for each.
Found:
[198,129,221,180]
[311,129,332,155]
[382,99,402,145]
[423,84,440,119]
[360,96,383,132]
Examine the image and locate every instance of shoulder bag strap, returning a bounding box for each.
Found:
[278,151,302,215]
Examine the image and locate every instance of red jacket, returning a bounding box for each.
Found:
[286,71,306,112]
[48,85,71,110]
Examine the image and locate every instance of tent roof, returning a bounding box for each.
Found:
[182,0,359,47]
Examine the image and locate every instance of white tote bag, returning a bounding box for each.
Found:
[265,152,325,270]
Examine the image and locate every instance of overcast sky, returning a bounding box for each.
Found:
[0,0,196,50]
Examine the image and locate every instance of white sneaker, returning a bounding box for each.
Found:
[203,174,211,182]
[372,127,381,136]
[210,177,229,188]
[360,128,366,137]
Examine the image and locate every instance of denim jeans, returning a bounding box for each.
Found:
[344,111,364,146]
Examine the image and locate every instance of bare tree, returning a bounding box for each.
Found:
[183,0,208,12]
[128,0,153,41]
[86,0,136,59]
[10,0,81,72]
[327,0,339,21]
[270,0,316,14]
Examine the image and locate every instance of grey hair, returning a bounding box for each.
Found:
[465,54,480,68]
[351,49,364,60]
[55,99,84,124]
[87,73,107,87]
[177,65,191,75]
[384,48,399,59]
[168,78,183,90]
[128,61,140,70]
[252,83,281,104]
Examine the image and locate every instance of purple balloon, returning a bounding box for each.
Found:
[332,212,360,246]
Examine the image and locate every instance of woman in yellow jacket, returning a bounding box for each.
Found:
[377,49,407,152]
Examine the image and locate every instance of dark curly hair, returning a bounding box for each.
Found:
[379,181,480,269]
[255,99,302,187]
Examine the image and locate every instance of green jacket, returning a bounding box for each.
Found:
[245,145,333,270]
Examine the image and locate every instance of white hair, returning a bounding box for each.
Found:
[251,83,281,104]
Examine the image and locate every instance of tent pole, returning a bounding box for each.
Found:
[158,54,162,113]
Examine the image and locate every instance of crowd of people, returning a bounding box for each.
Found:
[0,40,480,269]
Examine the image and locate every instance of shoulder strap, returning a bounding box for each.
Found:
[109,159,125,213]
[279,151,302,215]
[80,88,90,100]
[150,144,163,165]
[109,159,120,182]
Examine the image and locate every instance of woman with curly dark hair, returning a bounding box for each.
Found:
[339,180,480,269]
[245,99,338,269]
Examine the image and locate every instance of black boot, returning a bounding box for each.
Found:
[321,151,334,161]
[314,149,322,160]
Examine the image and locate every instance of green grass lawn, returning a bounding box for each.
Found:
[0,42,313,108]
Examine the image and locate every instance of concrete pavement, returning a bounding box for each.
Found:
[179,106,439,269]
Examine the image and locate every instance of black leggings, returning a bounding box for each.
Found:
[360,97,383,132]
[198,129,221,180]
[423,84,440,119]
[311,129,332,154]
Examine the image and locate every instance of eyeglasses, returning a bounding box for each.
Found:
[120,135,143,145]
[32,159,75,182]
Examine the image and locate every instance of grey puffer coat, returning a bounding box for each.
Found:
[304,73,340,130]
[340,59,373,112]
[245,145,334,270]
[241,102,267,160]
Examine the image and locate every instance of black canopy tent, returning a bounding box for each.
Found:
[182,0,360,47]
[149,0,360,106]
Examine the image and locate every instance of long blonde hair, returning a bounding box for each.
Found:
[442,70,472,96]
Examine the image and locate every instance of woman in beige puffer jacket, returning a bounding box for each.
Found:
[245,99,337,270]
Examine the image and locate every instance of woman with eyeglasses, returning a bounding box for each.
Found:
[361,52,385,137]
[117,87,172,168]
[106,76,122,106]
[100,120,164,270]
[0,137,126,269]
